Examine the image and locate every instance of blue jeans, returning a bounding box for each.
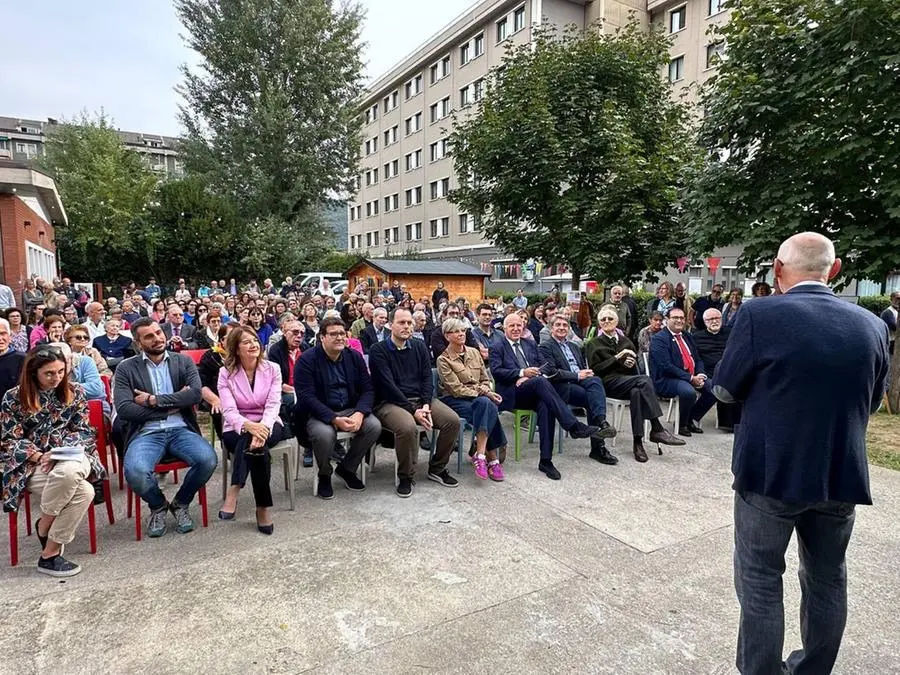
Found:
[124,427,218,511]
[441,395,507,453]
[734,490,856,675]
[564,376,607,424]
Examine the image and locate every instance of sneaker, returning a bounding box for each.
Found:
[37,554,81,578]
[488,462,506,482]
[317,475,335,500]
[303,448,314,468]
[335,464,365,492]
[427,469,459,488]
[397,477,414,498]
[169,502,195,534]
[472,456,489,480]
[147,504,169,537]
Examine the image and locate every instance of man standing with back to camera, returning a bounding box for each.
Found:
[714,232,890,675]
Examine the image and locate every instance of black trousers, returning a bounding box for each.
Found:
[222,422,284,508]
[602,375,662,438]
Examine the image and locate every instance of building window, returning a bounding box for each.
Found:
[474,33,484,57]
[350,234,360,249]
[383,90,399,112]
[384,159,399,179]
[669,6,686,33]
[496,17,508,43]
[404,74,423,99]
[15,142,38,159]
[365,168,379,186]
[365,200,380,217]
[706,41,725,69]
[404,112,422,136]
[405,149,422,172]
[384,193,399,212]
[430,177,450,200]
[668,56,685,83]
[429,217,450,238]
[429,55,451,84]
[366,232,373,247]
[373,231,380,246]
[383,125,398,146]
[364,137,378,155]
[429,97,451,124]
[405,186,422,206]
[365,103,378,124]
[513,6,526,32]
[708,0,726,16]
[430,139,448,162]
[350,205,361,221]
[405,221,422,241]
[460,86,472,107]
[460,42,470,66]
[474,78,485,101]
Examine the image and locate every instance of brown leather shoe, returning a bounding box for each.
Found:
[633,440,649,463]
[649,428,687,446]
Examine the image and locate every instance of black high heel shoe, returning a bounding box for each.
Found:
[218,510,235,521]
[257,523,274,535]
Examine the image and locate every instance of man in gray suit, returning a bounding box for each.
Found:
[160,304,198,350]
[115,318,217,538]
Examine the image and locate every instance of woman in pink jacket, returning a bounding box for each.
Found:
[217,325,283,534]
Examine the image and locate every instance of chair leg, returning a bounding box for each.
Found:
[88,503,97,554]
[126,487,133,519]
[118,456,124,491]
[457,428,464,474]
[513,411,522,462]
[24,493,32,536]
[103,479,115,525]
[171,469,179,485]
[284,446,295,511]
[528,411,537,444]
[312,450,319,497]
[9,511,18,567]
[134,492,142,541]
[557,425,564,455]
[199,486,209,528]
[221,445,229,503]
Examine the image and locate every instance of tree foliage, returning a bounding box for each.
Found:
[175,0,365,225]
[685,0,900,287]
[40,113,159,281]
[450,23,698,285]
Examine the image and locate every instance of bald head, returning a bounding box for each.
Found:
[775,232,840,291]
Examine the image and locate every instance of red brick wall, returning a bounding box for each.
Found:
[0,195,57,304]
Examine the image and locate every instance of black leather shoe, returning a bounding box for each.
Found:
[633,440,649,463]
[596,420,617,439]
[569,422,601,439]
[589,448,619,465]
[677,427,692,437]
[538,459,561,480]
[650,429,687,446]
[317,475,335,500]
[688,421,703,434]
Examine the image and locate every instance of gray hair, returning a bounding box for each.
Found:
[278,312,297,328]
[777,232,835,275]
[413,310,427,321]
[442,317,468,335]
[0,318,9,333]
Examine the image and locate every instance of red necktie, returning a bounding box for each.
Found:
[674,333,695,375]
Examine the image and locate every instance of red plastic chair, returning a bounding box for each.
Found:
[182,349,208,365]
[100,375,112,403]
[126,460,209,541]
[87,400,116,528]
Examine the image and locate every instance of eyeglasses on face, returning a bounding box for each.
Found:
[598,317,617,323]
[669,315,686,321]
[71,334,90,341]
[325,331,347,338]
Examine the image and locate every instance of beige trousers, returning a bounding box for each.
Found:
[26,456,94,546]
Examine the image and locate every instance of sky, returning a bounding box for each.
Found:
[0,0,475,136]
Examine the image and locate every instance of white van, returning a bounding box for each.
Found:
[296,272,344,295]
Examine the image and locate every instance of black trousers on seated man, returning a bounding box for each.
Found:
[508,376,585,460]
[602,374,663,437]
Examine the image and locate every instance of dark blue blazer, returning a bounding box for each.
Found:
[714,284,890,504]
[538,338,586,404]
[293,345,374,439]
[649,328,707,397]
[489,338,540,412]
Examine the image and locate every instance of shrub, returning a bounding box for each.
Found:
[858,296,891,316]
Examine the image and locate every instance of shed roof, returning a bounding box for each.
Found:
[349,259,491,277]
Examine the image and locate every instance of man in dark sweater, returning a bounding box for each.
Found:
[692,308,740,431]
[0,319,25,400]
[368,308,460,498]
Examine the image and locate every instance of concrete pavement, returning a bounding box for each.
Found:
[1,417,899,674]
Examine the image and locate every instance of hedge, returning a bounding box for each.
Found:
[858,296,891,316]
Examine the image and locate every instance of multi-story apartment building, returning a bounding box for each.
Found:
[347,0,748,293]
[0,116,183,178]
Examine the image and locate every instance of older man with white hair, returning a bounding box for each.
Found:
[692,308,739,431]
[0,318,25,400]
[714,232,890,675]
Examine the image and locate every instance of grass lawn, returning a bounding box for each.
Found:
[867,411,900,471]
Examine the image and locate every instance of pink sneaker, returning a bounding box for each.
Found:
[488,462,505,482]
[472,456,489,480]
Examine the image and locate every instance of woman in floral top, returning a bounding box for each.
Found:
[5,308,30,353]
[1,347,104,577]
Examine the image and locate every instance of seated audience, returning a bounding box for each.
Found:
[490,314,606,480]
[92,318,135,370]
[539,315,618,465]
[248,307,273,347]
[195,310,223,350]
[721,288,744,326]
[294,317,380,499]
[674,282,693,318]
[65,324,112,380]
[267,315,305,441]
[217,326,283,534]
[35,313,65,347]
[538,306,583,347]
[470,303,505,363]
[0,319,25,400]
[198,324,234,441]
[608,286,631,336]
[361,307,389,353]
[692,308,742,432]
[115,318,217,538]
[526,304,545,338]
[585,307,685,462]
[368,308,461,497]
[437,318,507,481]
[0,346,104,577]
[690,284,725,331]
[430,303,478,362]
[637,311,665,370]
[83,302,107,341]
[6,308,30,353]
[349,302,373,339]
[301,303,321,343]
[160,305,199,350]
[649,308,717,436]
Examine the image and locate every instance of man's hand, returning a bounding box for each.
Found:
[523,367,540,378]
[690,375,705,389]
[515,376,529,387]
[479,345,488,359]
[487,391,503,404]
[39,452,54,473]
[577,369,594,381]
[282,384,295,394]
[347,412,364,433]
[133,389,152,406]
[623,356,636,369]
[413,407,433,431]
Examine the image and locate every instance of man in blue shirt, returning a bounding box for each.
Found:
[144,278,161,299]
[471,303,505,363]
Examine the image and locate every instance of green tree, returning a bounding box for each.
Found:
[40,113,158,281]
[450,23,698,286]
[685,0,900,287]
[175,0,365,225]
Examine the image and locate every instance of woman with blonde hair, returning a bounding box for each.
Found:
[65,324,112,379]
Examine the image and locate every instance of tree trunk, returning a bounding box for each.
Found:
[570,265,581,293]
[888,345,900,414]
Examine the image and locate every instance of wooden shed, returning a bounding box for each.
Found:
[346,259,491,303]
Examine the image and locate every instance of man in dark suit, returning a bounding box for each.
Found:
[360,307,389,354]
[692,308,740,432]
[160,304,199,350]
[294,317,381,500]
[539,315,617,465]
[714,232,890,675]
[649,307,717,436]
[490,313,605,480]
[114,318,217,538]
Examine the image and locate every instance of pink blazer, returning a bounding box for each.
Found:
[217,360,282,435]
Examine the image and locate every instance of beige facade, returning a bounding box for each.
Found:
[347,0,731,264]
